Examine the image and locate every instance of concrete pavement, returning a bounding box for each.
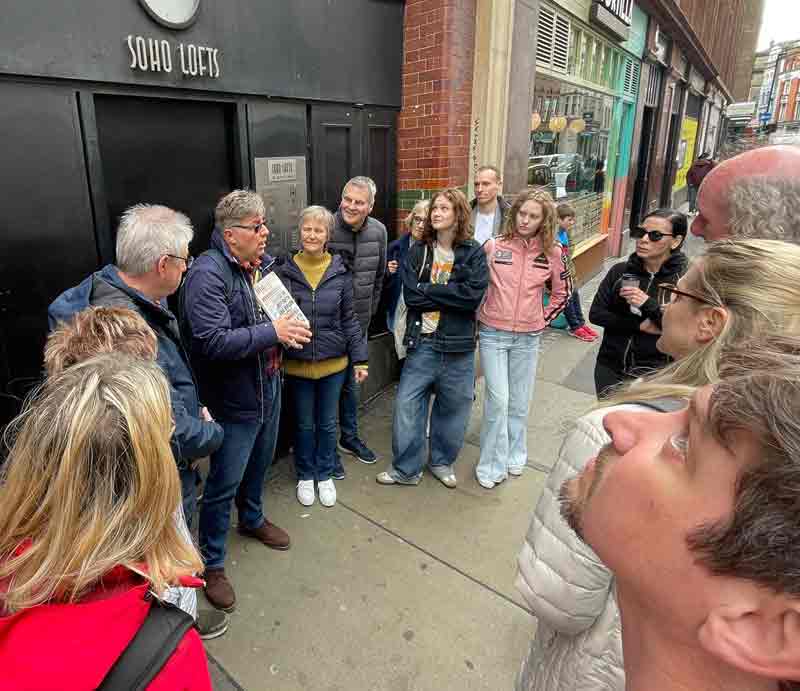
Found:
[204,223,703,690]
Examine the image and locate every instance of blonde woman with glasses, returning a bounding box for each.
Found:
[0,354,211,690]
[515,238,800,691]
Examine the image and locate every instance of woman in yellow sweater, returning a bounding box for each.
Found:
[277,206,369,507]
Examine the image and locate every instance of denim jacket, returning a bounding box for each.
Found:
[400,238,489,353]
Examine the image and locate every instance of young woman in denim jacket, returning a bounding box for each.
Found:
[475,189,569,489]
[377,188,489,489]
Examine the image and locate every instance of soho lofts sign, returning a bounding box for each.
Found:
[126,0,221,78]
[590,0,633,42]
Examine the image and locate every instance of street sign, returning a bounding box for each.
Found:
[760,112,772,123]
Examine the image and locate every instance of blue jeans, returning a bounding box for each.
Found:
[199,374,281,570]
[563,290,586,331]
[338,359,359,444]
[477,325,541,484]
[288,369,347,482]
[392,339,475,480]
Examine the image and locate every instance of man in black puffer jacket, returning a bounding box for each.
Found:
[326,176,387,476]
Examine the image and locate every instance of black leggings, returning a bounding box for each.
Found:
[594,362,632,399]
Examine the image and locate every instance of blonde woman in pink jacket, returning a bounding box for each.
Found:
[476,189,570,489]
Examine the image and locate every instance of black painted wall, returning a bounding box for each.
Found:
[0,0,403,107]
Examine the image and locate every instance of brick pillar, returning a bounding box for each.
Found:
[394,0,477,228]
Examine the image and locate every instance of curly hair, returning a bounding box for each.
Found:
[421,188,473,246]
[502,188,557,252]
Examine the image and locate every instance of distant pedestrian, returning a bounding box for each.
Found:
[181,190,311,613]
[686,151,715,212]
[377,188,488,488]
[277,206,368,508]
[475,189,569,490]
[470,165,511,245]
[555,203,597,342]
[327,176,387,476]
[387,199,429,359]
[589,209,688,398]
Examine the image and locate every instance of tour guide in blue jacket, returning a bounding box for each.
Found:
[180,190,311,613]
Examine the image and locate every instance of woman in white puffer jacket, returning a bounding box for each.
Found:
[514,239,800,691]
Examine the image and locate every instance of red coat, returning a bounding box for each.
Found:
[0,566,212,691]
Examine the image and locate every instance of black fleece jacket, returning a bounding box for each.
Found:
[589,251,688,375]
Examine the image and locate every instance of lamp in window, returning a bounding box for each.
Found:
[549,116,567,133]
[569,118,586,134]
[531,112,541,131]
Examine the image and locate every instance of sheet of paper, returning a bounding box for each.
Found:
[253,272,309,327]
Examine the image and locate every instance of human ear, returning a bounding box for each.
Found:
[699,599,800,681]
[695,307,728,344]
[670,235,683,251]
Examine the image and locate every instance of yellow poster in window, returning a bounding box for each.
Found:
[672,117,698,192]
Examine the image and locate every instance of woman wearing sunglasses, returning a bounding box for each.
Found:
[588,209,688,398]
[515,238,800,691]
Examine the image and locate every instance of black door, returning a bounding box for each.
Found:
[630,106,656,230]
[311,104,397,236]
[93,95,238,260]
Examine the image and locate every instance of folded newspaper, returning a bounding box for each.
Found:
[253,273,310,327]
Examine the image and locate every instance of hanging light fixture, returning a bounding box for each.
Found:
[569,118,586,133]
[549,116,567,133]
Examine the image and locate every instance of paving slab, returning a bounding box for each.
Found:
[204,467,536,691]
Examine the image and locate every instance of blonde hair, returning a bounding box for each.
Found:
[404,200,430,234]
[0,354,202,613]
[502,188,557,252]
[607,239,800,405]
[45,306,157,377]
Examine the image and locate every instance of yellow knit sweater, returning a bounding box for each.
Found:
[284,251,349,380]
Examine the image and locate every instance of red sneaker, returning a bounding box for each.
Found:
[570,326,595,342]
[582,325,599,338]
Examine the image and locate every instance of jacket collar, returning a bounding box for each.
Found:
[98,265,173,322]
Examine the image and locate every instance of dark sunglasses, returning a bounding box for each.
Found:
[165,254,194,269]
[231,221,266,233]
[657,283,719,309]
[631,227,674,242]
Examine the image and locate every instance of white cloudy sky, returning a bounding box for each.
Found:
[757,0,800,49]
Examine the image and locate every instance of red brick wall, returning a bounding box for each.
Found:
[395,0,477,228]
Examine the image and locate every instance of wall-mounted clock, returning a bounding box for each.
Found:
[138,0,200,30]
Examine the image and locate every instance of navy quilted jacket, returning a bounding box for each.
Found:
[276,253,368,365]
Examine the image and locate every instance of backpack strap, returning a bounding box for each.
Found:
[97,597,195,691]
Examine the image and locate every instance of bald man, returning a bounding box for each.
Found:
[691,145,800,242]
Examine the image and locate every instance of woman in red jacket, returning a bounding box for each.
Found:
[0,354,211,690]
[476,189,569,489]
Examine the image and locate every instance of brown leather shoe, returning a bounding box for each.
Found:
[237,520,291,551]
[204,568,236,613]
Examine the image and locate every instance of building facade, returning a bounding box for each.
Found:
[0,0,405,410]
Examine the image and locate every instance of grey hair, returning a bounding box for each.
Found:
[215,189,265,229]
[299,205,335,240]
[343,176,376,206]
[116,204,193,276]
[728,176,800,243]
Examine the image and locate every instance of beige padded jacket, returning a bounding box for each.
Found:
[514,405,648,691]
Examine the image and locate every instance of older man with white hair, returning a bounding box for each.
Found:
[48,203,228,639]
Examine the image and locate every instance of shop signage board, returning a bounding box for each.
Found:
[254,157,308,256]
[590,0,632,41]
[673,117,698,192]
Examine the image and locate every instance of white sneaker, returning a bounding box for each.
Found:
[318,479,337,507]
[297,480,315,506]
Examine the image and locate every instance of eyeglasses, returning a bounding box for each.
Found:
[657,283,719,309]
[631,227,674,242]
[412,216,425,225]
[166,254,194,269]
[230,221,266,233]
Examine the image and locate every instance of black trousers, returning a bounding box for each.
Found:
[594,361,632,400]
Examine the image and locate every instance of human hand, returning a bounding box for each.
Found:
[200,406,214,422]
[619,286,649,308]
[354,368,369,384]
[639,318,661,335]
[387,260,399,274]
[274,316,312,349]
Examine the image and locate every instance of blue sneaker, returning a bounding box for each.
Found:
[331,456,346,480]
[338,438,377,464]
